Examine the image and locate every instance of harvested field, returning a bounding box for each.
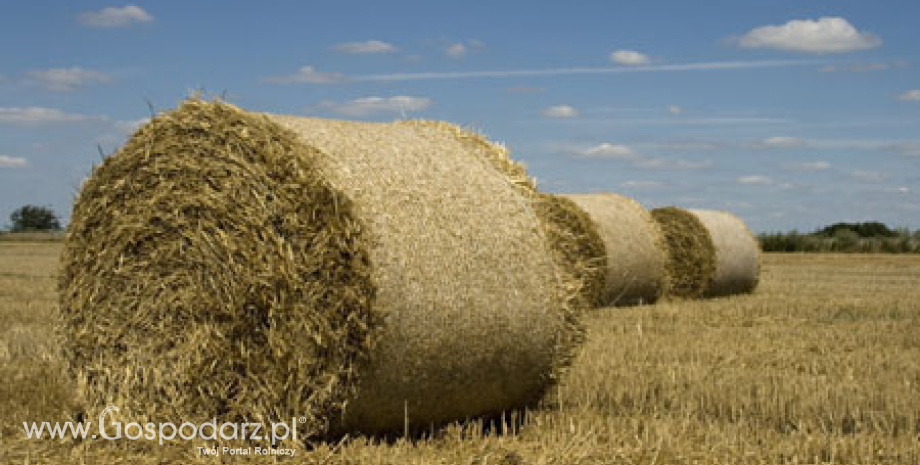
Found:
[5,243,919,464]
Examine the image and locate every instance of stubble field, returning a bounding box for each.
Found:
[1,241,918,464]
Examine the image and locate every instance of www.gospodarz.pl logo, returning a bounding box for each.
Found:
[23,406,304,450]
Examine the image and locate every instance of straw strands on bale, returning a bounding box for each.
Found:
[59,99,582,438]
[532,194,607,310]
[651,207,716,299]
[689,209,761,297]
[562,193,669,307]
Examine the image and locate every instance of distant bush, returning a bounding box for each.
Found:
[759,223,919,253]
[10,205,62,232]
[815,221,897,238]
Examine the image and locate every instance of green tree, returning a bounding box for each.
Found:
[10,205,62,232]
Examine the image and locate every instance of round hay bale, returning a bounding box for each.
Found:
[59,99,581,438]
[650,206,717,299]
[688,209,761,297]
[562,193,669,306]
[532,193,607,310]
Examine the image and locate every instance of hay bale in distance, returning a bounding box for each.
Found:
[59,100,580,438]
[689,209,761,297]
[562,193,669,306]
[651,207,716,299]
[533,194,607,310]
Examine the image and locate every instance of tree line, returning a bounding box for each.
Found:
[758,222,920,253]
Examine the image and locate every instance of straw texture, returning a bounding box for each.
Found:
[562,193,669,306]
[59,100,579,438]
[651,207,716,299]
[533,194,607,310]
[689,209,761,297]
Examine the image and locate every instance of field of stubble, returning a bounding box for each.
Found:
[1,241,918,464]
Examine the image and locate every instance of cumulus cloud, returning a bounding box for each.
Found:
[446,43,468,58]
[444,40,484,58]
[821,62,890,73]
[78,5,153,28]
[0,155,28,168]
[610,50,650,65]
[572,143,710,170]
[760,136,806,148]
[738,175,774,186]
[785,160,830,171]
[850,170,885,182]
[114,117,150,133]
[738,17,880,53]
[635,157,712,170]
[27,67,111,92]
[314,96,432,117]
[621,180,663,189]
[333,40,396,54]
[890,141,920,157]
[542,105,579,118]
[0,107,97,124]
[577,143,637,160]
[506,86,545,94]
[898,90,920,101]
[264,65,345,84]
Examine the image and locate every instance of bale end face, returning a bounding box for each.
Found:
[688,209,761,297]
[651,206,717,299]
[59,99,376,437]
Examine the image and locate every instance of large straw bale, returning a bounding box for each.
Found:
[562,193,669,306]
[651,207,716,299]
[59,100,580,438]
[688,209,761,297]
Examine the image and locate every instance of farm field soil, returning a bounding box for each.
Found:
[1,243,918,464]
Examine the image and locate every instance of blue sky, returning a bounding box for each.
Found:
[1,1,919,232]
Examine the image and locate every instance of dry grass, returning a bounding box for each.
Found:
[3,243,920,464]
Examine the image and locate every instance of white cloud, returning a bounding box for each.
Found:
[821,62,890,73]
[0,155,28,168]
[577,143,637,160]
[264,66,345,84]
[761,136,805,148]
[571,143,709,170]
[333,40,396,54]
[621,180,663,189]
[786,160,830,171]
[668,105,683,115]
[314,96,432,117]
[445,40,484,58]
[114,117,150,133]
[738,175,774,186]
[27,67,111,92]
[738,17,880,53]
[898,90,920,102]
[0,107,97,124]
[898,187,910,194]
[355,59,819,82]
[850,170,885,182]
[542,105,579,118]
[890,141,920,157]
[635,157,712,170]
[446,43,468,58]
[78,5,153,28]
[506,86,545,94]
[610,50,650,65]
